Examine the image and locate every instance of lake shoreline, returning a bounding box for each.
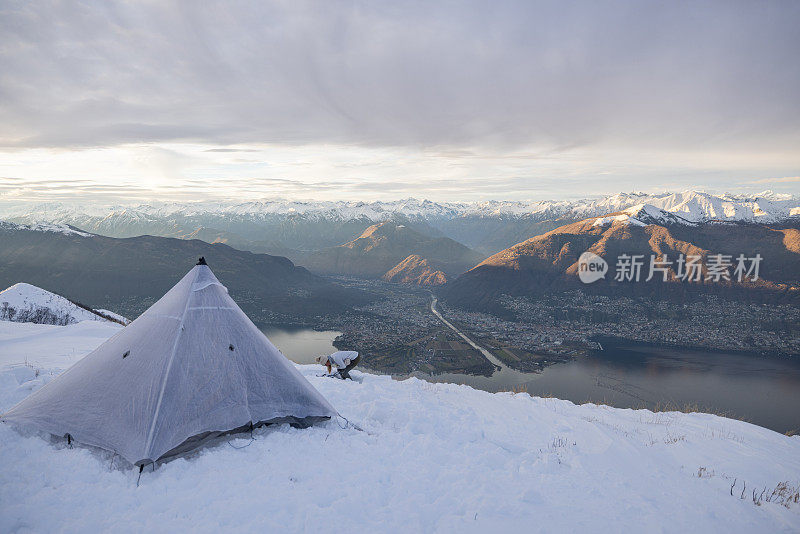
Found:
[590,335,800,360]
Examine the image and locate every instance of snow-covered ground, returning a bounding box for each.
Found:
[1,321,799,532]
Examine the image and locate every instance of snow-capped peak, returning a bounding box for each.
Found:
[623,203,665,218]
[616,203,692,225]
[591,203,699,227]
[592,213,647,227]
[0,283,127,326]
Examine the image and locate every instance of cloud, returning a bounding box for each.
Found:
[0,140,798,203]
[748,176,800,184]
[0,1,798,202]
[203,148,260,153]
[1,0,798,155]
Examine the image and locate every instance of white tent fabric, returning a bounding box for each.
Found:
[1,263,337,466]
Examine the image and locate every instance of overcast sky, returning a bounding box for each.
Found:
[1,0,799,203]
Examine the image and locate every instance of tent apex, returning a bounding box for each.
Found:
[196,257,207,266]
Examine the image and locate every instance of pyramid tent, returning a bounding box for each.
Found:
[1,259,337,466]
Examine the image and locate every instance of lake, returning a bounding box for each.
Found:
[261,326,342,365]
[262,326,800,434]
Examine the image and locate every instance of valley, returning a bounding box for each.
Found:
[310,277,799,377]
[315,278,496,376]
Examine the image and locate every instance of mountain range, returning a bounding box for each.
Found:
[3,191,797,256]
[2,191,799,313]
[289,221,484,282]
[0,222,370,322]
[441,205,800,312]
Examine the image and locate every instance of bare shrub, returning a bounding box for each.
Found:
[730,479,799,508]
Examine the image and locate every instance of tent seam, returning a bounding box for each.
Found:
[143,267,197,460]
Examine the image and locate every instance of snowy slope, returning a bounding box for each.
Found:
[94,309,131,325]
[0,283,126,325]
[0,321,798,532]
[0,220,92,237]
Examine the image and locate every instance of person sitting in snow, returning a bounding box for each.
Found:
[316,350,361,380]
